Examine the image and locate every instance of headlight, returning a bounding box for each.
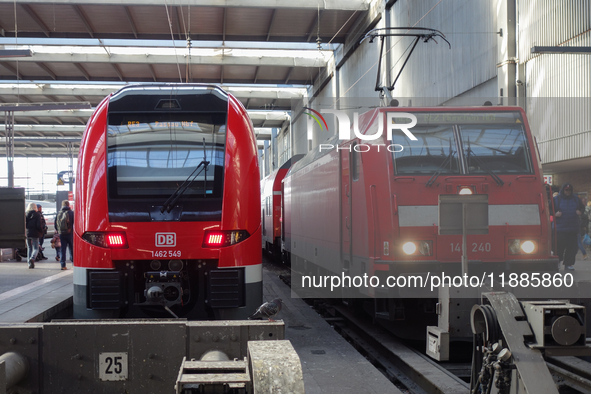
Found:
[402,240,433,256]
[402,242,417,255]
[168,259,184,271]
[521,241,536,254]
[508,239,538,255]
[458,186,474,195]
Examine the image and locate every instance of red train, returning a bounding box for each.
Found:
[283,106,557,341]
[260,155,302,261]
[73,84,262,320]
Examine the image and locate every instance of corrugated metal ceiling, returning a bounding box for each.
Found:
[0,1,368,156]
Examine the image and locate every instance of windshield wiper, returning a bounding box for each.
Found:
[426,140,455,187]
[465,143,504,186]
[161,138,210,213]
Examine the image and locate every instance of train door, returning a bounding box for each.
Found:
[340,146,353,272]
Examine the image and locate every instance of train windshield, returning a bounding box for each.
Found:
[107,113,226,199]
[391,125,460,174]
[460,124,532,174]
[392,111,533,175]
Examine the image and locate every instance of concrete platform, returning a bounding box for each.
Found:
[2,246,591,391]
[261,267,399,394]
[0,244,73,323]
[0,269,72,323]
[0,258,397,392]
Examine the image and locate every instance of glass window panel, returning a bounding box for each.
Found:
[107,113,226,199]
[392,125,459,175]
[460,125,532,174]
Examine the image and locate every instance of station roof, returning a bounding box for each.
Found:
[0,0,369,156]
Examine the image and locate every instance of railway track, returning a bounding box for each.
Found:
[315,301,470,394]
[267,257,469,393]
[265,256,591,394]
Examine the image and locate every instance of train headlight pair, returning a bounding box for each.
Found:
[508,239,538,255]
[150,259,184,271]
[402,241,433,256]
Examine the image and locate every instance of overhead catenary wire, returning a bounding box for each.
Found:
[337,0,445,105]
[181,2,192,82]
[163,0,183,83]
[327,10,358,46]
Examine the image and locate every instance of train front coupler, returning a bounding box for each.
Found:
[142,270,185,317]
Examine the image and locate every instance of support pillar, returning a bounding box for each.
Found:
[4,111,15,188]
[497,0,517,105]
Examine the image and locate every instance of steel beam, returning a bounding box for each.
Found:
[0,62,23,79]
[0,37,324,51]
[253,66,260,83]
[111,63,124,81]
[2,48,327,68]
[0,103,91,111]
[248,111,290,121]
[74,63,91,80]
[0,0,368,9]
[531,46,591,54]
[147,64,157,82]
[0,49,32,58]
[0,83,305,99]
[19,4,50,37]
[72,5,95,38]
[175,6,184,41]
[222,8,227,42]
[284,67,294,84]
[0,137,82,142]
[36,62,57,80]
[266,10,277,41]
[123,6,138,39]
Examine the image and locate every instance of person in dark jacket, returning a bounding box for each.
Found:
[56,200,74,270]
[553,183,584,270]
[36,204,48,260]
[580,198,590,260]
[25,202,43,269]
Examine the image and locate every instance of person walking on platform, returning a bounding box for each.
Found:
[553,183,584,270]
[51,232,62,262]
[25,202,43,269]
[586,201,591,244]
[580,202,590,259]
[36,204,49,260]
[56,200,74,270]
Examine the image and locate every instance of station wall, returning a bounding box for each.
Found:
[287,0,589,182]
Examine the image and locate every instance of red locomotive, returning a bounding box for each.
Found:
[74,84,262,320]
[283,106,557,341]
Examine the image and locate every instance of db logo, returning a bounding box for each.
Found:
[156,233,176,247]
